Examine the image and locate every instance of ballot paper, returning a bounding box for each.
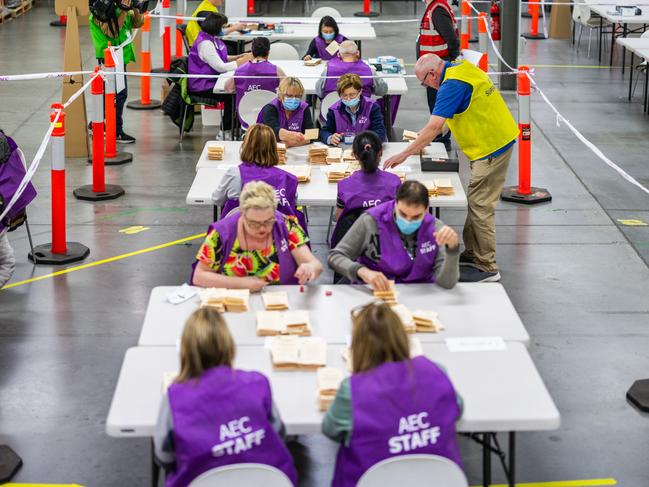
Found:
[308,143,329,164]
[373,280,398,304]
[317,367,344,411]
[325,39,340,56]
[167,283,197,305]
[445,336,507,352]
[412,309,445,333]
[197,288,250,312]
[257,310,312,336]
[262,291,289,310]
[276,143,287,164]
[403,129,418,141]
[422,143,448,160]
[207,142,225,161]
[278,165,312,182]
[304,58,322,66]
[304,128,320,140]
[325,162,351,182]
[270,336,327,369]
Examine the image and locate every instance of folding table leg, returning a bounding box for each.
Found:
[383,95,393,141]
[482,433,492,487]
[326,207,335,245]
[598,17,603,64]
[508,432,516,487]
[629,52,634,100]
[151,440,160,487]
[622,24,628,74]
[610,22,616,66]
[644,65,649,112]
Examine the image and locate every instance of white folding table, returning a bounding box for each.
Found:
[616,38,649,109]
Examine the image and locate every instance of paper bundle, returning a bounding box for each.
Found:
[223,289,250,312]
[198,287,228,312]
[326,162,351,183]
[308,143,328,164]
[374,280,398,305]
[262,291,289,310]
[412,310,445,333]
[304,58,322,66]
[198,288,250,312]
[277,143,287,164]
[403,130,418,141]
[342,149,357,163]
[270,336,327,370]
[390,303,416,333]
[386,167,407,182]
[317,367,344,411]
[278,164,311,183]
[422,179,455,197]
[257,310,312,336]
[326,147,343,164]
[207,142,225,161]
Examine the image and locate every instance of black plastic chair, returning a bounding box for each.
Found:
[176,23,190,55]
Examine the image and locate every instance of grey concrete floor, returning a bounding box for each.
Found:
[1,3,649,486]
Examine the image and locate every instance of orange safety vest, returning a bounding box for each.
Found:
[418,0,458,59]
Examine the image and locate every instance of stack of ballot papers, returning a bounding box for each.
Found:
[270,336,327,369]
[278,165,311,182]
[423,179,455,197]
[308,144,328,164]
[161,372,177,393]
[390,304,416,333]
[198,288,250,312]
[317,367,344,411]
[304,58,322,66]
[257,310,312,336]
[412,310,445,333]
[373,280,398,305]
[326,147,343,164]
[304,128,320,141]
[207,142,225,160]
[342,149,357,162]
[277,143,287,164]
[326,163,351,182]
[341,336,423,371]
[386,167,407,182]
[402,129,418,141]
[262,291,289,310]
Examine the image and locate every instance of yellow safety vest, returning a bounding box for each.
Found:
[443,60,519,161]
[186,0,218,46]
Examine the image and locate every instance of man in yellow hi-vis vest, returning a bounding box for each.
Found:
[385,54,519,283]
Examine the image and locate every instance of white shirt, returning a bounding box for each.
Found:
[197,39,237,73]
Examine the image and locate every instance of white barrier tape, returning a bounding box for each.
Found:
[467,0,517,72]
[63,73,101,109]
[0,71,94,81]
[146,13,428,23]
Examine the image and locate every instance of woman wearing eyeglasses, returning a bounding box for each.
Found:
[328,180,459,291]
[322,302,463,487]
[192,181,323,291]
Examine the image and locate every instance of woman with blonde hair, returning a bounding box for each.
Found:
[213,123,305,229]
[322,302,463,487]
[257,77,314,147]
[154,308,298,486]
[194,180,322,290]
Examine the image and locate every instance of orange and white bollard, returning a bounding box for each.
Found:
[353,0,379,17]
[501,66,552,205]
[75,68,125,201]
[478,12,489,72]
[127,14,162,110]
[522,0,546,39]
[163,0,172,70]
[460,0,470,50]
[103,46,133,165]
[175,0,185,58]
[29,104,90,265]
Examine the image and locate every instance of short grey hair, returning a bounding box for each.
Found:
[338,40,359,57]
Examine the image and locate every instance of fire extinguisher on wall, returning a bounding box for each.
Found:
[490,0,501,41]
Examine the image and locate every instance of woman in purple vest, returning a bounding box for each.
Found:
[154,307,298,486]
[321,74,387,146]
[322,302,463,487]
[303,16,348,61]
[331,130,400,248]
[193,180,322,291]
[258,77,315,147]
[328,180,460,291]
[188,12,252,131]
[224,37,285,128]
[212,123,307,229]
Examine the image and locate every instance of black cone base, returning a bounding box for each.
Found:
[0,445,22,483]
[127,99,162,110]
[87,151,133,165]
[501,186,552,205]
[354,10,380,16]
[74,184,125,201]
[522,33,547,39]
[151,67,170,73]
[469,35,478,43]
[522,11,532,17]
[28,242,90,265]
[627,379,649,412]
[50,19,66,26]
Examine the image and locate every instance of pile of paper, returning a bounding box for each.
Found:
[198,288,250,312]
[374,280,398,305]
[317,367,344,411]
[257,310,312,336]
[304,128,320,141]
[326,147,343,164]
[402,130,418,141]
[423,179,455,197]
[207,142,225,161]
[270,336,327,370]
[277,143,287,164]
[278,165,311,183]
[390,303,416,333]
[304,58,322,66]
[342,149,356,163]
[262,291,289,310]
[412,310,445,333]
[326,163,351,182]
[386,167,407,182]
[308,143,328,164]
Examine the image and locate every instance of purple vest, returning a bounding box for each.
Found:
[0,133,37,233]
[166,366,298,487]
[235,60,280,126]
[331,170,401,247]
[190,210,299,284]
[314,34,347,60]
[257,98,308,133]
[332,356,462,487]
[323,58,373,98]
[221,163,306,230]
[331,96,374,135]
[188,31,229,93]
[358,200,438,283]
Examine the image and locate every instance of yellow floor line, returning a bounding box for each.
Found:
[469,479,617,487]
[0,233,206,291]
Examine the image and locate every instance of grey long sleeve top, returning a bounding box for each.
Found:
[315,63,388,98]
[327,214,459,289]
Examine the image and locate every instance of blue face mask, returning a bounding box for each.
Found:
[322,32,336,41]
[396,214,423,235]
[341,96,360,108]
[282,97,300,111]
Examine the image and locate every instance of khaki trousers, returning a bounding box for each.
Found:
[460,146,514,273]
